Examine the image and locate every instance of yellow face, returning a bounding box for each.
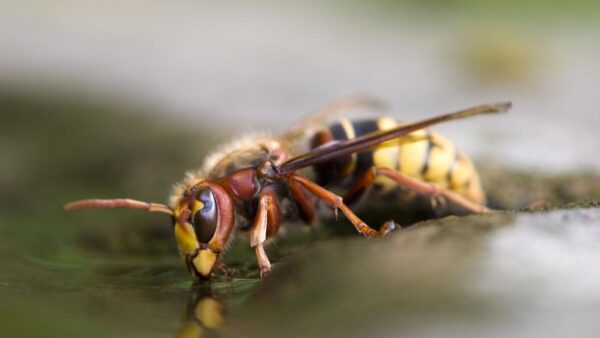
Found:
[173,186,221,279]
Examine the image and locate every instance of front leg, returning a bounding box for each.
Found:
[250,192,280,278]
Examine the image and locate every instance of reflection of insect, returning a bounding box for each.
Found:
[65,98,510,280]
[175,286,225,337]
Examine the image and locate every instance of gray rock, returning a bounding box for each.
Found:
[232,207,600,338]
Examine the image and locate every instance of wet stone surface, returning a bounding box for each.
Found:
[230,206,600,338]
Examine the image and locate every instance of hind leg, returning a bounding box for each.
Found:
[344,167,489,214]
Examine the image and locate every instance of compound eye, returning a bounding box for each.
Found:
[191,187,218,243]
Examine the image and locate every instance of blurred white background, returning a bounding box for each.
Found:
[2,0,599,171]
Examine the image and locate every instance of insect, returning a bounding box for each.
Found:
[64,98,510,280]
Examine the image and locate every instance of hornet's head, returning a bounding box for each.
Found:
[64,181,234,281]
[171,181,235,280]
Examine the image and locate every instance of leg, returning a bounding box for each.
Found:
[345,167,489,213]
[250,193,280,278]
[288,175,388,238]
[288,178,316,224]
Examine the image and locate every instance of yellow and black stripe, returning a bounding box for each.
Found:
[310,116,485,205]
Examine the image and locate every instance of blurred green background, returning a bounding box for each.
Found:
[1,1,599,337]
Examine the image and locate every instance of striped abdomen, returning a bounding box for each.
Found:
[309,117,485,205]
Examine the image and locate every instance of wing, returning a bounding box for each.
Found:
[280,95,387,145]
[275,101,511,176]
